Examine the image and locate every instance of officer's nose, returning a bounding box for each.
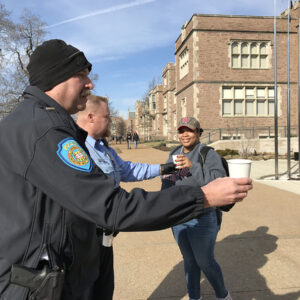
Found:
[86,77,94,90]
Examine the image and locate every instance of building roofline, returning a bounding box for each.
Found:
[175,13,293,43]
[192,13,288,20]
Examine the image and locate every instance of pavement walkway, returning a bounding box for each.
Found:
[110,142,300,300]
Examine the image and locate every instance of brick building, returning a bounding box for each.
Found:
[126,111,136,133]
[136,3,300,142]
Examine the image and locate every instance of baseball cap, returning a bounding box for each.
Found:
[177,117,201,131]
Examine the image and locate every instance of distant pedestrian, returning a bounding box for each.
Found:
[133,131,139,149]
[126,132,132,149]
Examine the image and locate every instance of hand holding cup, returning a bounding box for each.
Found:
[172,154,192,169]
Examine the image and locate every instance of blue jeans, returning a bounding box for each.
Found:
[172,210,227,299]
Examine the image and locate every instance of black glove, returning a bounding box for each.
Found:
[160,162,177,175]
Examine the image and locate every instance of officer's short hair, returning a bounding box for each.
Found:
[87,95,108,105]
[76,95,108,121]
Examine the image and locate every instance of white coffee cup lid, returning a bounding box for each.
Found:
[227,159,252,164]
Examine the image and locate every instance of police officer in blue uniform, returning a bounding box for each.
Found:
[0,39,252,299]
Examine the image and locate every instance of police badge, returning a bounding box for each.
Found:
[56,137,92,172]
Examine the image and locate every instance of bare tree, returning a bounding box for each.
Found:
[137,77,160,140]
[142,76,161,104]
[2,11,46,101]
[106,97,119,118]
[90,72,99,94]
[0,7,47,119]
[0,5,100,120]
[0,5,15,118]
[0,4,12,50]
[115,118,126,137]
[0,4,13,97]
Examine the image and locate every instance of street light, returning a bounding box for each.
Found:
[274,0,279,179]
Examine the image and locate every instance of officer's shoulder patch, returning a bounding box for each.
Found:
[56,137,92,172]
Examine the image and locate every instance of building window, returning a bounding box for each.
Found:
[173,111,177,127]
[163,75,167,87]
[163,97,167,112]
[152,94,156,110]
[231,41,270,69]
[179,47,189,79]
[222,86,274,117]
[181,98,186,117]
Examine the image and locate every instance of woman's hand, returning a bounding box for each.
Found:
[174,155,192,169]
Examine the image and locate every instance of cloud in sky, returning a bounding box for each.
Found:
[46,0,158,28]
[42,0,288,59]
[42,2,174,62]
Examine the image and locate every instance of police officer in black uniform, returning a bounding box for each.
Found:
[0,39,252,300]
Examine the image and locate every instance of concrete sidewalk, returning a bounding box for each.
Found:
[111,144,300,300]
[251,159,300,196]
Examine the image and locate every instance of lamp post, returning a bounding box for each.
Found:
[287,0,291,179]
[298,18,300,177]
[274,0,279,179]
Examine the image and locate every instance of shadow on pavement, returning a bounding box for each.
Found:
[148,226,300,300]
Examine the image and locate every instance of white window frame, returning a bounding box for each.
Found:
[231,40,270,69]
[152,94,156,110]
[179,47,189,79]
[163,96,167,112]
[163,75,167,87]
[222,86,274,117]
[181,98,187,117]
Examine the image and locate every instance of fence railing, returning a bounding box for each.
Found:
[200,126,299,145]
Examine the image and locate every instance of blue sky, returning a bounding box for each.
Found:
[3,0,288,118]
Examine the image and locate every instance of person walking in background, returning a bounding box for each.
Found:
[118,135,123,144]
[126,131,132,149]
[133,131,139,149]
[76,95,179,300]
[162,117,232,300]
[116,135,122,144]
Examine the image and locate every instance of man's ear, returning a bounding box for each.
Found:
[88,112,94,123]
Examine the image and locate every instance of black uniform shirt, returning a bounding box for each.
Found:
[0,86,205,299]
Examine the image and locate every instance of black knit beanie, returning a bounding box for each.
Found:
[27,39,92,91]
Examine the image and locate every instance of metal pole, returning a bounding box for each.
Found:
[287,0,291,179]
[274,0,279,179]
[298,19,300,177]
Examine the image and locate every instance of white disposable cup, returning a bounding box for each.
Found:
[172,155,180,168]
[227,159,252,178]
[102,233,114,247]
